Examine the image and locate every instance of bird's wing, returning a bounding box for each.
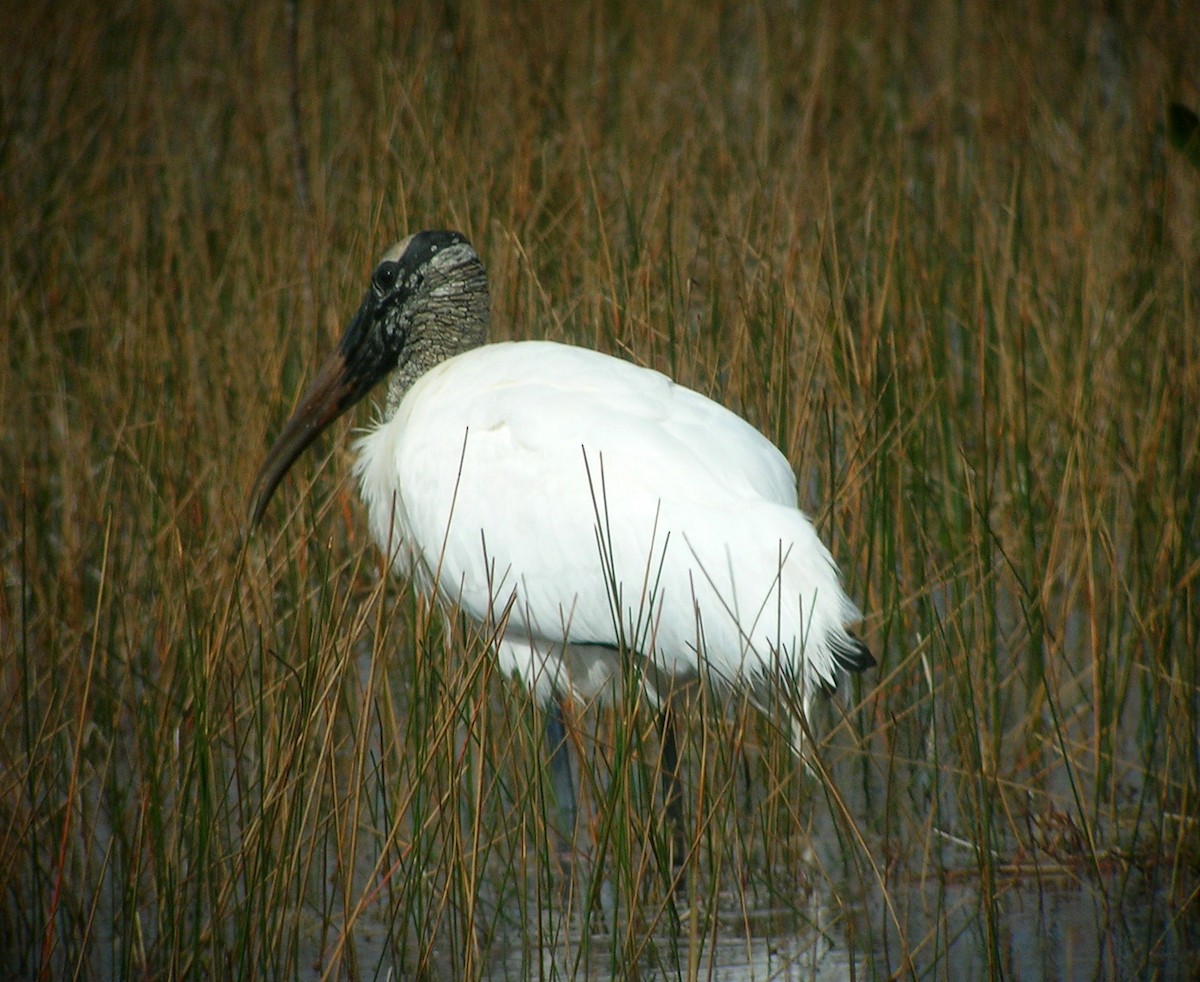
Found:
[355,341,856,695]
[463,342,800,507]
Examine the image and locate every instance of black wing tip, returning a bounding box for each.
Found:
[831,632,876,674]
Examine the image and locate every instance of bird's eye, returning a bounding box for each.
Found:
[373,261,399,293]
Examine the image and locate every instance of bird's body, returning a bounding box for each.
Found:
[251,230,873,861]
[354,339,865,714]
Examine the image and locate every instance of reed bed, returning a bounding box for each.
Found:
[2,1,1197,978]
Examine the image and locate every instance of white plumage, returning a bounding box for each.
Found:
[354,340,864,717]
[251,229,872,770]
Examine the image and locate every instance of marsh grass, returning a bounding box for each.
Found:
[3,1,1198,977]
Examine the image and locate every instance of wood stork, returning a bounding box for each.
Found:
[251,229,874,866]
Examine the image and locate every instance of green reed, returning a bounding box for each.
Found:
[2,1,1196,977]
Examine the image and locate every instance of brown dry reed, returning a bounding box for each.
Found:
[2,1,1197,978]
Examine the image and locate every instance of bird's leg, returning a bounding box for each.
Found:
[544,698,578,871]
[656,701,686,883]
[546,698,619,928]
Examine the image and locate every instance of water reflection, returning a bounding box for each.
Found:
[858,870,1195,981]
[296,650,1198,979]
[304,864,1193,980]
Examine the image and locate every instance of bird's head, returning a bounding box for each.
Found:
[250,229,488,525]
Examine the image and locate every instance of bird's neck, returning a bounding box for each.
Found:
[385,348,435,417]
[385,310,488,417]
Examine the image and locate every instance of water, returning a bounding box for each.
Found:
[294,855,1195,979]
[288,646,1199,980]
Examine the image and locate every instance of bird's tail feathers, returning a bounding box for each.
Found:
[829,629,875,674]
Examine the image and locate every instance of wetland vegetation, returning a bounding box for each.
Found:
[2,1,1198,977]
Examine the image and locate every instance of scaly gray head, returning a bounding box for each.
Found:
[250,230,489,524]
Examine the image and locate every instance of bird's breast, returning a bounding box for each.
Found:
[350,341,856,693]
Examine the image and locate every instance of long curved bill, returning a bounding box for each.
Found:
[250,351,358,524]
[250,294,387,525]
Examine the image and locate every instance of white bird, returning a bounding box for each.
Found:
[251,230,873,861]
